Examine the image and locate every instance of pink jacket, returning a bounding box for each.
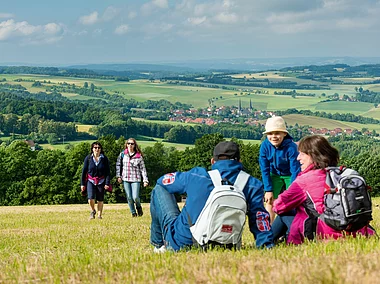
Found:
[273,165,375,245]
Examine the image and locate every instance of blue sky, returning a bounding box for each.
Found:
[1,0,380,65]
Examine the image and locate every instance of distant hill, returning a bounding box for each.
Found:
[67,63,195,73]
[3,56,380,73]
[66,57,380,72]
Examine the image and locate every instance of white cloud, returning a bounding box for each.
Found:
[271,21,315,34]
[102,6,119,22]
[142,22,173,37]
[141,3,152,15]
[128,11,137,19]
[187,16,207,26]
[194,4,208,16]
[73,30,88,36]
[141,0,169,15]
[79,11,99,25]
[222,0,235,9]
[214,12,238,24]
[93,29,102,36]
[0,19,64,44]
[0,13,13,19]
[114,24,130,35]
[152,0,169,9]
[44,23,62,34]
[336,18,372,29]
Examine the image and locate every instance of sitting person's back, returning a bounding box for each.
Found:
[150,141,274,252]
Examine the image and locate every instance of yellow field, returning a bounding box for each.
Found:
[76,124,94,133]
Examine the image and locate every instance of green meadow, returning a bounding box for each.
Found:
[282,114,380,132]
[2,74,378,115]
[2,73,380,134]
[1,201,380,283]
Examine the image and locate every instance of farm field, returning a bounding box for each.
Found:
[2,74,379,117]
[1,201,380,283]
[282,114,380,132]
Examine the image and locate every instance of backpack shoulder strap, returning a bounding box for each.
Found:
[208,170,222,187]
[234,171,250,191]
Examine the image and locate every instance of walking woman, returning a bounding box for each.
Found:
[81,141,111,220]
[116,138,149,217]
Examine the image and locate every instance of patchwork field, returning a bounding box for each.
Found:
[2,74,378,115]
[2,73,380,135]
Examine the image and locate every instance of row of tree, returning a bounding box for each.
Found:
[2,133,380,206]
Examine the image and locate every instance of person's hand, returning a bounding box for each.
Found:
[81,185,86,192]
[117,177,122,183]
[265,192,274,205]
[143,181,149,187]
[104,185,110,190]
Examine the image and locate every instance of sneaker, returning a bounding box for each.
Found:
[153,245,167,254]
[98,216,102,220]
[137,206,143,217]
[132,213,138,217]
[89,210,96,220]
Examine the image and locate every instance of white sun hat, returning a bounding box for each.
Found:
[263,116,288,134]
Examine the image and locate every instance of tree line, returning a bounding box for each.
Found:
[1,133,380,206]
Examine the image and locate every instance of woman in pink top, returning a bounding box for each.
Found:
[272,135,375,245]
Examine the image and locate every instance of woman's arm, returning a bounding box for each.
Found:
[104,156,111,185]
[81,155,89,186]
[140,157,149,186]
[273,180,307,214]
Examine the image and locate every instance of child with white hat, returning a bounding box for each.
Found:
[259,116,300,224]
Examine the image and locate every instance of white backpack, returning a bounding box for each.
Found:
[190,170,250,248]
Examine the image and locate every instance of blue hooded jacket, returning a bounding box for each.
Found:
[156,159,274,251]
[259,134,300,192]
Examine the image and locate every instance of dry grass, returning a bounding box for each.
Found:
[1,201,380,283]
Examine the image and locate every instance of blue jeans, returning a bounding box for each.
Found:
[123,181,141,214]
[150,185,180,249]
[271,211,295,241]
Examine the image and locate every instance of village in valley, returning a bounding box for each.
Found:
[169,98,376,138]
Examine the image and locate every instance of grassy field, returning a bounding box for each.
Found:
[2,74,378,115]
[3,73,380,134]
[1,200,380,283]
[282,114,380,132]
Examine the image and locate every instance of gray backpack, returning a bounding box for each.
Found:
[320,166,372,231]
[189,170,250,249]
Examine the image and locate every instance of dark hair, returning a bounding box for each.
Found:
[298,135,339,169]
[125,138,143,155]
[91,141,104,155]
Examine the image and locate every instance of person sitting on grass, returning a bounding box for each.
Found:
[272,135,376,245]
[150,141,274,252]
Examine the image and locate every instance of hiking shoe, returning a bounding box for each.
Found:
[153,245,167,254]
[132,213,138,217]
[137,206,143,217]
[89,210,96,220]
